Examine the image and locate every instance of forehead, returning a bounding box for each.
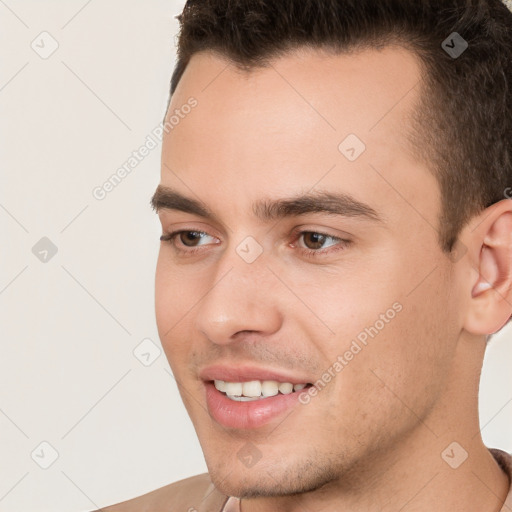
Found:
[169,45,422,143]
[161,46,440,232]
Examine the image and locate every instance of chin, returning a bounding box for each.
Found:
[207,456,341,499]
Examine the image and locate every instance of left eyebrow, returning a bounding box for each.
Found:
[252,191,383,223]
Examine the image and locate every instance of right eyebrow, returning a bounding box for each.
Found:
[150,186,215,219]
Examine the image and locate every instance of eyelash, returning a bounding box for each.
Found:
[159,229,351,259]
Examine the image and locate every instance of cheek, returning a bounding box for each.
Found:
[277,252,402,353]
[155,251,204,320]
[155,255,175,335]
[330,268,456,433]
[304,252,456,428]
[154,253,198,360]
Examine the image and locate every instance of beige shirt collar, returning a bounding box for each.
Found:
[222,495,241,512]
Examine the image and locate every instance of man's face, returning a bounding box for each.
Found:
[154,47,464,497]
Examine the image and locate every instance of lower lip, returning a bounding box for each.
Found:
[204,382,307,429]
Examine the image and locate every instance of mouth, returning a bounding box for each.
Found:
[213,379,312,401]
[200,366,315,429]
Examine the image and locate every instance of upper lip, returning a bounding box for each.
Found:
[199,364,313,384]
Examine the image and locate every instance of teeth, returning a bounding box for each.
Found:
[278,382,293,394]
[214,379,308,398]
[242,380,262,397]
[224,382,243,396]
[226,395,261,401]
[261,380,279,397]
[214,380,226,392]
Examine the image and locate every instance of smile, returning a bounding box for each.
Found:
[214,379,309,401]
[204,379,313,429]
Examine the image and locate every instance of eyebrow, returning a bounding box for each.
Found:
[151,186,214,218]
[150,185,383,224]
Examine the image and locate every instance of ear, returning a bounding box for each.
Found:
[463,199,512,335]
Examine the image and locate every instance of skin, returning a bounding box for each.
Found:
[153,46,512,511]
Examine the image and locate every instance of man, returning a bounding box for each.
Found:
[98,0,512,510]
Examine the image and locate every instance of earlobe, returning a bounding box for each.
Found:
[464,202,512,335]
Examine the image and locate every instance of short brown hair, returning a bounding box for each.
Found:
[169,0,512,254]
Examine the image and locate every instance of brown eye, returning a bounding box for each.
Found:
[302,232,329,250]
[179,231,206,246]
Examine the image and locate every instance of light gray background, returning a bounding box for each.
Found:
[1,1,511,511]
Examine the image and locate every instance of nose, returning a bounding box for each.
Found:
[194,249,283,345]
